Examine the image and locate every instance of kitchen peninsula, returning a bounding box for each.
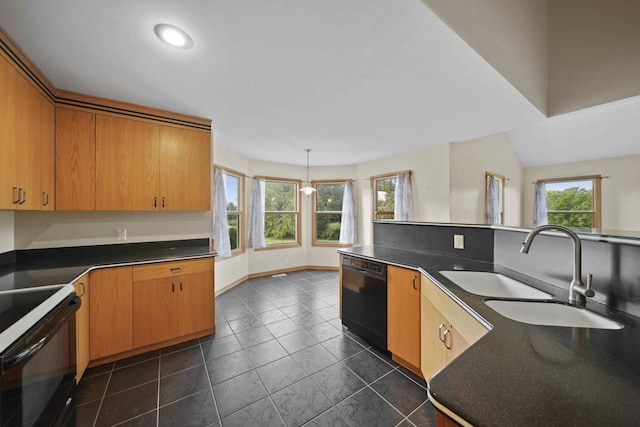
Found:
[339,221,640,426]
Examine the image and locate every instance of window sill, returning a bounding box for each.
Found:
[311,242,354,248]
[255,243,301,251]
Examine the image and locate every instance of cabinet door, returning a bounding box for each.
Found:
[40,98,55,210]
[446,324,471,363]
[0,54,17,209]
[159,126,211,210]
[14,75,42,210]
[96,115,159,210]
[388,265,421,368]
[420,293,447,380]
[89,267,133,360]
[73,274,90,382]
[177,271,214,336]
[56,108,96,210]
[133,277,178,348]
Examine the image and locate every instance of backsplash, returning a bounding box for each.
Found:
[373,221,640,318]
[494,228,640,319]
[373,221,494,263]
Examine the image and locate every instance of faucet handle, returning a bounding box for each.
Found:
[582,274,596,298]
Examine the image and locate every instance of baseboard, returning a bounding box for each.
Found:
[217,266,339,295]
[247,265,338,279]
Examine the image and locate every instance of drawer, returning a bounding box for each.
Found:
[133,258,213,282]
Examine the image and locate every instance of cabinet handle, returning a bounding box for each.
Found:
[19,189,26,204]
[162,197,165,208]
[443,329,452,350]
[180,280,183,291]
[77,282,85,297]
[42,192,49,206]
[154,196,157,208]
[170,267,183,272]
[412,276,418,290]
[438,323,446,342]
[172,282,175,292]
[13,187,20,204]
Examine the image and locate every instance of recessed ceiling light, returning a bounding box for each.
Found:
[154,23,193,49]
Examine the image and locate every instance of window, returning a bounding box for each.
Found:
[372,174,397,220]
[537,175,601,229]
[485,172,505,225]
[219,167,245,253]
[263,178,301,247]
[312,181,348,246]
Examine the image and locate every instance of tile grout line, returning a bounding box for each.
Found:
[91,363,114,427]
[199,341,223,424]
[156,353,161,427]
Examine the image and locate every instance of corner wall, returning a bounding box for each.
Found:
[0,211,14,253]
[449,132,523,227]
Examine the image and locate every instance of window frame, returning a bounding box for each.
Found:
[485,171,505,225]
[215,165,246,257]
[371,170,409,220]
[256,176,302,250]
[311,180,352,248]
[537,175,602,229]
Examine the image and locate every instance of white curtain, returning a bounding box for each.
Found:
[212,168,232,257]
[339,181,356,244]
[247,178,266,249]
[533,182,548,227]
[486,175,501,225]
[394,172,412,221]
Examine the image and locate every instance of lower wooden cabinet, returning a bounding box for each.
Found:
[133,258,215,349]
[73,273,90,382]
[420,275,488,380]
[86,257,214,365]
[387,265,421,373]
[89,266,133,360]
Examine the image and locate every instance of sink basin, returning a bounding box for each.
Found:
[485,300,624,330]
[439,270,553,300]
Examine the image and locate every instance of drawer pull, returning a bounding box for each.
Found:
[438,323,446,342]
[170,267,183,272]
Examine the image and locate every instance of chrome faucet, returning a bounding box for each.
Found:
[520,225,595,306]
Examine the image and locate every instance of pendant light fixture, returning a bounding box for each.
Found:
[300,149,316,197]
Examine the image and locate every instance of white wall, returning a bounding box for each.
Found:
[449,133,523,226]
[14,211,212,249]
[0,211,14,253]
[523,154,640,230]
[357,144,451,245]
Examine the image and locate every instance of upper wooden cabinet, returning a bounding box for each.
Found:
[0,53,55,211]
[0,53,17,210]
[41,99,55,210]
[95,115,211,211]
[55,108,96,210]
[159,126,211,211]
[96,115,160,210]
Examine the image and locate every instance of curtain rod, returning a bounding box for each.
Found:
[366,170,412,180]
[531,176,609,184]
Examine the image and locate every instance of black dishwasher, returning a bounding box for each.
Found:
[341,255,387,351]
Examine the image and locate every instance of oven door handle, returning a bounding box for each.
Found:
[3,336,47,370]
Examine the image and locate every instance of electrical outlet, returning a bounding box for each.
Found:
[116,229,127,241]
[454,234,464,250]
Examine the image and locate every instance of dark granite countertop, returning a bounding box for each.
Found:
[339,245,640,426]
[0,239,216,290]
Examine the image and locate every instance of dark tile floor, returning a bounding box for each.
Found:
[70,270,436,427]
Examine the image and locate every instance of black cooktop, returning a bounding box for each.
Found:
[0,287,61,335]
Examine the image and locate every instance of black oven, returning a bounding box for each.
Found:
[341,255,387,351]
[1,288,79,427]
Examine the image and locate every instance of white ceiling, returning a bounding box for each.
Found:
[0,0,637,167]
